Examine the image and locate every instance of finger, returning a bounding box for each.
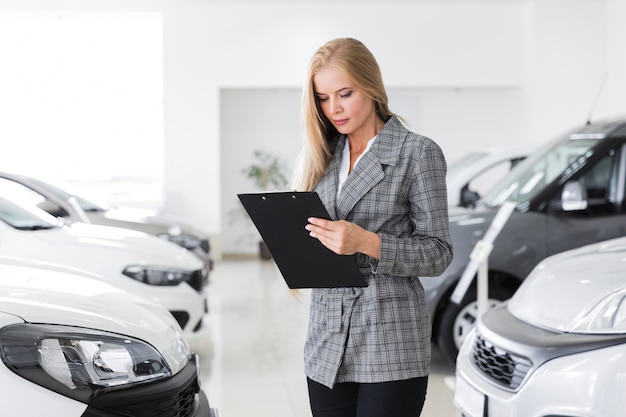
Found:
[304,222,322,239]
[307,217,330,228]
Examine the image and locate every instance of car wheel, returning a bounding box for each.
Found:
[437,286,513,362]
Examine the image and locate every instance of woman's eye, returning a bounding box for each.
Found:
[340,91,352,98]
[317,96,328,102]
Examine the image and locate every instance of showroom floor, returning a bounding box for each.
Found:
[190,258,461,417]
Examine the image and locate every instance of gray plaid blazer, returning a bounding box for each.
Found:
[304,116,453,389]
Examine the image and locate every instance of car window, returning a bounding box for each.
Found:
[558,146,624,215]
[466,160,518,200]
[582,153,613,201]
[0,196,59,229]
[446,152,489,179]
[481,138,600,207]
[27,177,110,212]
[0,177,68,217]
[0,178,48,208]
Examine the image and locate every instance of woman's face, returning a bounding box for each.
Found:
[313,65,379,141]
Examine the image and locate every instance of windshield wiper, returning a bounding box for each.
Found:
[17,225,54,230]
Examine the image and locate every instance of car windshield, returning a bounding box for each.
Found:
[446,152,489,180]
[28,177,111,212]
[480,137,601,207]
[0,196,60,230]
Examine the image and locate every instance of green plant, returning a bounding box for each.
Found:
[230,149,289,227]
[234,150,290,259]
[242,150,289,191]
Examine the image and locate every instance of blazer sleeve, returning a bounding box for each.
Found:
[372,137,453,278]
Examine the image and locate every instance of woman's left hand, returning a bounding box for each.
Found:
[305,217,380,259]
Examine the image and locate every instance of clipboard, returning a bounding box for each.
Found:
[237,191,366,289]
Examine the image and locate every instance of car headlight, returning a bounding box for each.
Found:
[573,289,626,333]
[122,265,191,286]
[157,232,210,254]
[0,324,171,403]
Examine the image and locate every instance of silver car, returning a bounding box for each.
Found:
[446,143,534,207]
[454,236,626,417]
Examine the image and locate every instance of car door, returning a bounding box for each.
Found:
[545,144,626,255]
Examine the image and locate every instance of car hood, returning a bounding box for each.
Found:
[66,222,200,260]
[3,222,203,270]
[508,237,626,334]
[0,257,190,374]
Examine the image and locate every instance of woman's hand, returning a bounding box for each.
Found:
[305,217,380,259]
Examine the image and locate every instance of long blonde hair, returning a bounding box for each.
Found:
[291,38,394,191]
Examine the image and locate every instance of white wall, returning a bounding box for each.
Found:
[2,0,624,257]
[522,0,611,140]
[607,0,626,114]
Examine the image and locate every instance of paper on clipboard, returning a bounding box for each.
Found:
[237,191,366,289]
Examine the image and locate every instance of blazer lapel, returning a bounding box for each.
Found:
[336,151,384,219]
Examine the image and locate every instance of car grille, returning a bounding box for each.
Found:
[471,334,532,390]
[103,381,197,417]
[187,269,208,292]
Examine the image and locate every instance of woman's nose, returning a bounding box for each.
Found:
[329,98,341,114]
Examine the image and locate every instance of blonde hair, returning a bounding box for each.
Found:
[291,38,394,191]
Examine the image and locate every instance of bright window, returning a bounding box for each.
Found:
[0,14,163,207]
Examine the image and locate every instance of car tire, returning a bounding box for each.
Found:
[437,285,513,362]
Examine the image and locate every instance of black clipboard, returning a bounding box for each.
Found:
[237,191,366,289]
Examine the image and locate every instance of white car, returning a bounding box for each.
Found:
[0,257,218,416]
[446,143,537,207]
[0,195,208,342]
[0,171,212,270]
[454,236,626,417]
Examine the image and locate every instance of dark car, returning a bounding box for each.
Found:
[424,117,626,361]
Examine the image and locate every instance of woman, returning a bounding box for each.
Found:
[292,38,453,417]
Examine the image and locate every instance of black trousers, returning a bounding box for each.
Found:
[307,376,428,417]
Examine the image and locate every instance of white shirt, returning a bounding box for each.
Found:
[337,136,377,198]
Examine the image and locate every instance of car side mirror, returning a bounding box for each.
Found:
[561,181,588,211]
[460,185,480,208]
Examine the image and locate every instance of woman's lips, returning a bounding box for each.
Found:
[333,118,348,126]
